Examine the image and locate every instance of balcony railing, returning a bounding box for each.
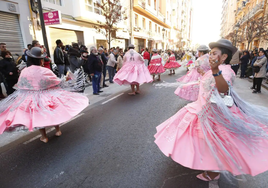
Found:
[239,0,265,25]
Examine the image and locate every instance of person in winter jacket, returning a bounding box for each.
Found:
[87,46,103,95]
[0,51,18,95]
[68,43,81,73]
[53,39,65,77]
[143,48,150,66]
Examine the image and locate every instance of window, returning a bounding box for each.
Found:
[148,0,151,6]
[43,0,62,5]
[158,27,160,33]
[142,18,146,29]
[85,0,101,14]
[155,24,157,32]
[154,0,157,10]
[135,14,138,26]
[149,21,152,30]
[167,11,168,20]
[168,32,170,38]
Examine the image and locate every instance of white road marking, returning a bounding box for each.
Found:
[102,93,124,105]
[23,113,85,144]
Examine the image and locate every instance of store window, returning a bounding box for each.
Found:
[158,27,160,33]
[148,0,151,6]
[43,0,62,5]
[154,0,156,10]
[149,21,152,30]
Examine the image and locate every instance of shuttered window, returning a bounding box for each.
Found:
[0,11,24,55]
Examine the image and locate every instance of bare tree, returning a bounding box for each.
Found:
[94,0,127,49]
[241,14,268,50]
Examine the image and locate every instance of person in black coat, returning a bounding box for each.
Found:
[87,46,103,95]
[240,50,250,78]
[98,47,109,87]
[0,51,18,95]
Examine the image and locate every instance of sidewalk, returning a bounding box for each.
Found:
[0,81,129,151]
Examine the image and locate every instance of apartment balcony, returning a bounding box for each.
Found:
[133,0,171,28]
[239,0,265,25]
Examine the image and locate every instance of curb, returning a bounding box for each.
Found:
[247,78,268,90]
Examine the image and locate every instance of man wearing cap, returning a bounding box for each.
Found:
[148,49,165,81]
[99,47,109,87]
[113,44,152,95]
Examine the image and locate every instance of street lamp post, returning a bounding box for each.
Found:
[234,23,240,47]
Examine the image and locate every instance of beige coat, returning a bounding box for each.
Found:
[117,55,123,70]
[254,56,267,78]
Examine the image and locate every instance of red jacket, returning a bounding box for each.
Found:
[143,51,150,60]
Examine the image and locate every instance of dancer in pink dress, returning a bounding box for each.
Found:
[0,47,89,143]
[174,45,210,101]
[148,49,165,81]
[164,50,181,75]
[113,44,152,96]
[155,39,268,181]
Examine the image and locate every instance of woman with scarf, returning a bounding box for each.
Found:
[251,48,267,93]
[113,44,152,96]
[0,47,89,143]
[174,45,210,101]
[155,39,268,182]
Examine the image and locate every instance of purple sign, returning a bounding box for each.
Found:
[44,11,61,26]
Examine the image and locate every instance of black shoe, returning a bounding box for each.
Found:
[98,90,103,93]
[250,87,254,90]
[109,81,114,83]
[252,90,261,93]
[93,93,99,95]
[103,84,109,87]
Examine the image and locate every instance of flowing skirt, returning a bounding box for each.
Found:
[154,105,268,176]
[164,61,181,69]
[148,63,166,75]
[0,88,89,133]
[113,63,153,85]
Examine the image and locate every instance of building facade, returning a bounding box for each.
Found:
[221,0,268,50]
[0,0,193,58]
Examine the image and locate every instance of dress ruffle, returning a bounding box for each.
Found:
[148,63,166,75]
[164,61,181,69]
[113,63,153,85]
[0,88,89,133]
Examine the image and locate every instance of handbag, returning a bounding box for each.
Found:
[210,89,234,107]
[253,66,260,73]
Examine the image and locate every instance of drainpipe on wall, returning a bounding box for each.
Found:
[27,0,36,39]
[129,0,133,45]
[37,0,50,57]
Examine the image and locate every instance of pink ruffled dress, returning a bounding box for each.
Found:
[164,54,181,69]
[175,54,210,101]
[155,65,268,176]
[113,49,153,85]
[148,54,165,75]
[0,65,89,133]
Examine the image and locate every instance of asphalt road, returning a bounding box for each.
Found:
[0,70,210,188]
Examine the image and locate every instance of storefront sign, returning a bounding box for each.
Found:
[44,11,62,26]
